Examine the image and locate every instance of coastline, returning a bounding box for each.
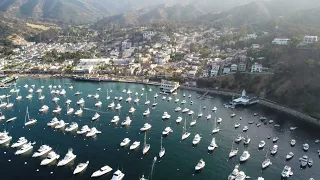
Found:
[14,74,320,126]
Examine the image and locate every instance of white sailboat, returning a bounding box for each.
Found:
[262,148,272,169]
[143,132,150,155]
[229,136,238,158]
[106,89,110,100]
[208,137,218,151]
[25,106,37,126]
[159,136,165,158]
[145,93,150,105]
[32,145,52,157]
[212,117,220,134]
[92,113,100,121]
[182,118,191,140]
[192,134,202,145]
[197,105,203,117]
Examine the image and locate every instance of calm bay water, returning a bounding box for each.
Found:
[0,78,319,180]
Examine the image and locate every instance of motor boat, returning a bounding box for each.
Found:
[231,113,236,117]
[52,106,62,114]
[108,101,115,108]
[140,123,152,131]
[162,112,171,119]
[235,135,243,143]
[26,94,33,99]
[94,93,99,99]
[77,98,85,105]
[176,116,182,123]
[40,151,60,165]
[11,137,28,148]
[65,99,72,104]
[272,137,279,143]
[195,159,205,171]
[120,138,131,147]
[168,97,172,101]
[91,165,113,178]
[217,118,222,123]
[239,151,250,162]
[28,88,34,93]
[242,126,248,132]
[15,142,34,155]
[181,100,186,104]
[258,141,266,148]
[111,116,120,123]
[0,102,7,108]
[182,108,189,113]
[260,116,267,121]
[73,161,89,175]
[192,134,202,145]
[86,127,101,137]
[65,122,78,132]
[130,141,140,150]
[303,143,309,151]
[47,117,59,126]
[162,127,173,136]
[308,158,313,167]
[129,107,136,113]
[6,102,13,108]
[270,145,278,155]
[111,169,125,180]
[212,107,217,111]
[228,164,240,180]
[300,155,308,167]
[32,145,52,157]
[0,131,12,144]
[235,171,246,180]
[175,98,179,103]
[77,125,91,135]
[190,119,197,126]
[57,148,76,166]
[16,95,22,100]
[95,101,102,107]
[262,158,272,169]
[121,117,132,126]
[269,120,274,124]
[206,114,212,120]
[290,139,296,146]
[243,137,251,145]
[92,113,100,121]
[188,110,194,115]
[208,137,218,151]
[281,166,293,178]
[290,126,297,131]
[256,123,261,127]
[126,96,132,102]
[134,98,140,103]
[67,108,74,115]
[143,108,150,116]
[75,108,83,116]
[286,152,294,160]
[39,105,49,112]
[52,97,60,102]
[234,122,240,128]
[74,91,81,96]
[55,120,69,129]
[154,93,158,98]
[6,117,17,123]
[229,148,239,158]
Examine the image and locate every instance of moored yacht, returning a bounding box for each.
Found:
[40,151,60,166]
[190,118,197,126]
[47,117,59,126]
[95,101,102,107]
[92,113,100,121]
[188,110,194,115]
[176,116,182,123]
[303,143,309,151]
[15,142,34,155]
[11,137,28,148]
[162,112,171,119]
[111,116,120,123]
[281,166,293,178]
[142,132,150,154]
[39,105,49,112]
[143,108,150,116]
[121,116,132,126]
[195,159,205,171]
[270,145,278,155]
[65,122,78,132]
[115,103,122,110]
[0,131,12,144]
[6,117,17,123]
[91,165,113,178]
[239,151,250,162]
[57,148,76,166]
[32,145,52,157]
[73,161,89,175]
[75,108,83,116]
[258,141,266,149]
[212,107,217,111]
[182,108,189,113]
[228,164,240,180]
[76,98,85,105]
[291,139,296,146]
[120,138,131,147]
[86,127,101,137]
[52,106,62,114]
[129,141,140,150]
[162,127,173,136]
[208,137,218,151]
[111,169,125,180]
[67,107,74,115]
[108,101,115,108]
[140,123,152,131]
[129,107,136,113]
[55,120,69,129]
[286,152,294,160]
[192,134,202,145]
[77,125,91,135]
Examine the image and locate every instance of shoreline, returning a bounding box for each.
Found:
[14,74,320,126]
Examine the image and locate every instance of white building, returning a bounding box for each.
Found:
[210,64,220,77]
[143,31,157,40]
[160,79,180,93]
[231,64,238,72]
[223,67,231,74]
[303,35,318,44]
[251,62,262,72]
[272,38,290,45]
[74,58,110,74]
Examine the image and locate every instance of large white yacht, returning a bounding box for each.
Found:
[111,116,120,123]
[121,117,132,126]
[15,142,34,155]
[40,151,60,165]
[39,105,49,112]
[129,141,140,150]
[0,131,12,144]
[52,106,62,114]
[47,117,59,126]
[108,101,115,108]
[75,108,83,116]
[91,165,113,178]
[192,134,202,145]
[77,125,91,135]
[57,148,77,166]
[55,120,68,129]
[208,137,218,151]
[162,112,171,119]
[120,138,131,147]
[143,108,150,116]
[32,145,52,157]
[228,164,240,180]
[111,170,125,180]
[92,113,100,121]
[162,127,173,136]
[86,127,101,137]
[11,137,28,148]
[65,122,78,132]
[140,123,152,131]
[195,159,205,171]
[240,151,250,162]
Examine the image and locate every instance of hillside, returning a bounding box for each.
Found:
[197,48,320,119]
[94,4,206,28]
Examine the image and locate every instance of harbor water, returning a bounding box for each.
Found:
[0,78,319,180]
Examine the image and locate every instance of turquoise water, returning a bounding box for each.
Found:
[0,78,319,180]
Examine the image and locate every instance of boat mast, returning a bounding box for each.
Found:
[144,131,147,147]
[183,118,187,135]
[160,136,163,149]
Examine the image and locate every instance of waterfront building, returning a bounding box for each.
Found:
[232,90,259,105]
[160,80,180,93]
